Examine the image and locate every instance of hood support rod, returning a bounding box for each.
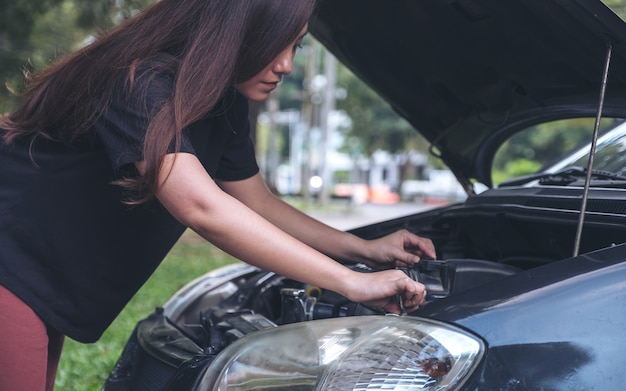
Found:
[573,42,613,257]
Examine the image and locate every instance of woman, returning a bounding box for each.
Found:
[0,0,435,389]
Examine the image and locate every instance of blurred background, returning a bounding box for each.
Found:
[1,0,468,213]
[5,2,626,389]
[6,1,626,210]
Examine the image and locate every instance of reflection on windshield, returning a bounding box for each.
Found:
[602,0,626,22]
[555,123,626,176]
[492,118,623,185]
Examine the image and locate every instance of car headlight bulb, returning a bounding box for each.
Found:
[198,316,483,391]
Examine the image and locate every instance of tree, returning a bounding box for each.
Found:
[1,0,62,110]
[0,0,154,112]
[335,65,428,157]
[491,118,621,184]
[604,0,626,19]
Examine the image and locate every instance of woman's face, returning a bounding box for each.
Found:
[236,25,308,102]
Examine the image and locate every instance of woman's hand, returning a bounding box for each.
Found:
[361,229,436,270]
[343,269,427,314]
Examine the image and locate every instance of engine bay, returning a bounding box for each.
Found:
[105,194,626,390]
[155,191,626,359]
[161,256,520,359]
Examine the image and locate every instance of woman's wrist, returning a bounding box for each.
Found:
[333,269,364,302]
[343,235,376,266]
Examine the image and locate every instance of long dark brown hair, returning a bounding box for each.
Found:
[1,0,317,202]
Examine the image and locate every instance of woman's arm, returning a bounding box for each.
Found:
[142,153,427,313]
[218,173,436,268]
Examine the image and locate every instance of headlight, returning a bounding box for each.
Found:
[198,315,483,391]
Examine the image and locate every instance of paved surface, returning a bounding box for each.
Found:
[181,200,443,243]
[305,201,440,230]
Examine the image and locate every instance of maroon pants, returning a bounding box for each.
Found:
[0,284,64,391]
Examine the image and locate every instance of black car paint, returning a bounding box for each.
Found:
[310,0,626,188]
[418,244,626,390]
[343,189,626,389]
[166,194,626,390]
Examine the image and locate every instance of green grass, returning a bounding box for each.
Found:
[55,233,239,391]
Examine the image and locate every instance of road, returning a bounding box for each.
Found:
[305,201,441,230]
[180,200,443,244]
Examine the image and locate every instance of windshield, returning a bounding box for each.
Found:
[492,118,624,185]
[543,121,626,176]
[602,1,626,21]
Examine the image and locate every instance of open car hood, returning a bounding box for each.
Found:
[309,0,626,189]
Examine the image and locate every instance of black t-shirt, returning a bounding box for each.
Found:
[0,74,259,342]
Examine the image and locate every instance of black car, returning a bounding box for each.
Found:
[103,1,626,390]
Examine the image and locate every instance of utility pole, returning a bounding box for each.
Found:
[301,40,319,203]
[265,94,280,193]
[318,50,337,205]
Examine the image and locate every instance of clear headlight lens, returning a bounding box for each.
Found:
[198,315,483,391]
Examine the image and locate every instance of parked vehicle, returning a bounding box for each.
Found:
[103,1,626,390]
[400,169,466,203]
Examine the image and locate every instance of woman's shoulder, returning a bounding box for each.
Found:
[131,58,176,93]
[108,58,176,115]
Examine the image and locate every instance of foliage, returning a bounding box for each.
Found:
[0,0,153,112]
[1,0,60,110]
[492,118,621,185]
[604,0,626,19]
[492,159,542,185]
[334,65,429,156]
